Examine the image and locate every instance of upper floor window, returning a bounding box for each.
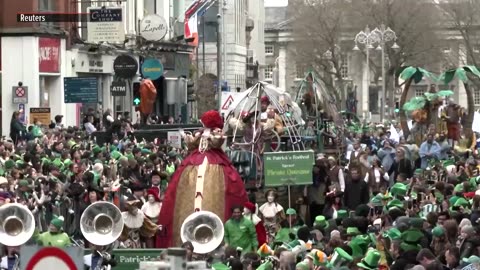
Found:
[265,45,274,55]
[414,85,427,97]
[264,65,274,80]
[474,87,480,106]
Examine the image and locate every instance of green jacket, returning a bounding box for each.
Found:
[224,217,258,252]
[37,231,71,248]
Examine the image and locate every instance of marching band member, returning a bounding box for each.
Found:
[83,244,117,270]
[0,246,19,270]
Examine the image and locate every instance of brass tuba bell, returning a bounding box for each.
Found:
[0,203,35,246]
[180,211,224,254]
[80,202,124,246]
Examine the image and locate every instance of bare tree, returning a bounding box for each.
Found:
[290,0,444,113]
[289,0,353,108]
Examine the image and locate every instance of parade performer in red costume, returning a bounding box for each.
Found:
[156,110,248,248]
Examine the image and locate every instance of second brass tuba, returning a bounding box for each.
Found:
[80,201,124,246]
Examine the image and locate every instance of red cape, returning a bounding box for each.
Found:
[156,148,248,248]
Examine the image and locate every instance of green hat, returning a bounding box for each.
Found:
[387,199,404,210]
[314,215,327,227]
[462,255,480,265]
[454,183,464,193]
[449,195,460,205]
[141,148,152,155]
[357,249,381,270]
[434,191,444,203]
[390,183,408,197]
[400,230,423,251]
[168,151,177,158]
[286,208,297,215]
[50,215,65,230]
[18,179,29,187]
[370,194,383,207]
[346,227,361,236]
[414,168,423,175]
[382,192,393,200]
[349,238,367,259]
[383,228,401,240]
[52,158,63,168]
[337,209,348,219]
[328,247,353,268]
[109,145,117,152]
[432,226,445,238]
[92,145,102,155]
[454,197,470,207]
[63,159,73,167]
[295,262,309,270]
[110,150,123,160]
[4,160,15,170]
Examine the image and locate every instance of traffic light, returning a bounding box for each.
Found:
[133,82,141,106]
[395,101,400,113]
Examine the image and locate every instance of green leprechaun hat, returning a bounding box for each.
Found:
[295,262,309,270]
[327,247,353,268]
[211,262,231,270]
[383,228,401,240]
[346,227,361,237]
[337,209,348,220]
[357,249,381,270]
[387,199,404,210]
[370,194,383,207]
[432,226,445,238]
[390,183,408,198]
[314,215,328,228]
[400,230,423,252]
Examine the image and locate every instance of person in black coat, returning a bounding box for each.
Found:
[344,166,369,210]
[389,147,413,182]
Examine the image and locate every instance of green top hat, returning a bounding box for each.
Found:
[370,194,383,207]
[383,228,401,240]
[400,229,423,252]
[92,145,102,155]
[110,150,123,160]
[357,249,381,270]
[390,183,408,197]
[432,226,445,238]
[414,168,423,175]
[4,160,15,170]
[350,236,369,259]
[286,208,297,215]
[141,148,152,155]
[387,199,404,210]
[346,227,361,236]
[63,158,73,167]
[337,209,348,219]
[454,197,470,207]
[328,247,353,268]
[382,192,393,200]
[449,195,460,205]
[314,215,327,228]
[454,183,464,193]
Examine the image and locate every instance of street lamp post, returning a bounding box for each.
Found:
[353,24,399,122]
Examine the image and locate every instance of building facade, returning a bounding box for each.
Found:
[0,0,193,135]
[196,0,265,91]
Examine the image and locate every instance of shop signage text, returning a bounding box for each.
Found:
[141,58,164,80]
[39,38,60,73]
[111,81,127,96]
[64,77,98,104]
[113,54,138,78]
[139,15,168,41]
[87,7,124,43]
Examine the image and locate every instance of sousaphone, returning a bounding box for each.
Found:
[80,201,124,246]
[180,211,224,254]
[0,203,35,246]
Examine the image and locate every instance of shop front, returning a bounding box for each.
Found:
[1,36,68,135]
